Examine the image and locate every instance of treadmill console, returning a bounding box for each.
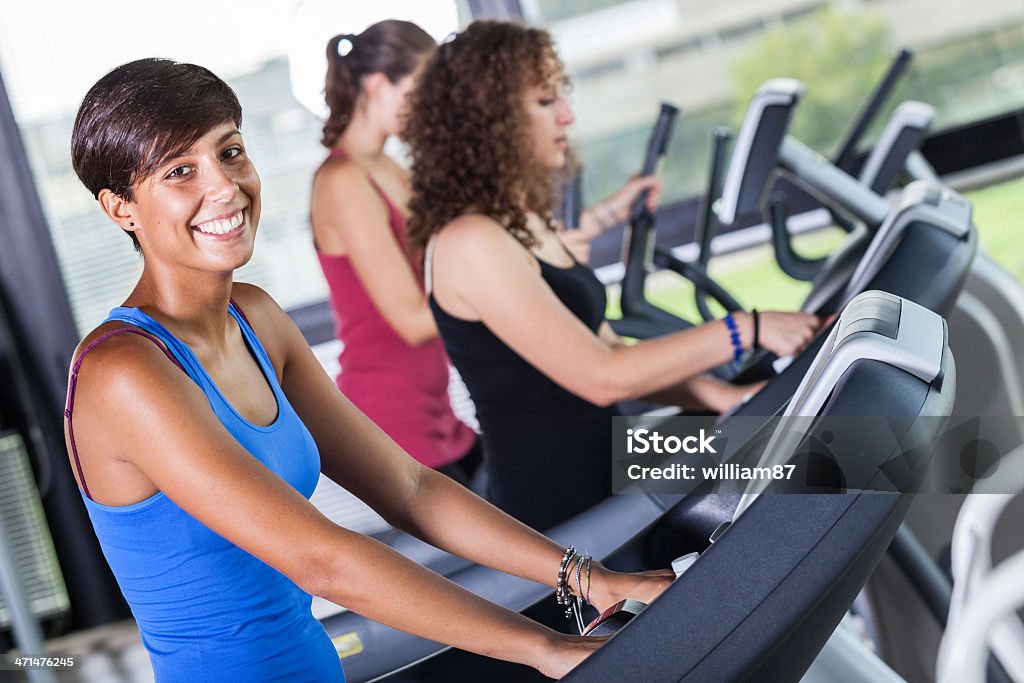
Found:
[733,291,947,519]
[717,78,804,225]
[858,100,935,194]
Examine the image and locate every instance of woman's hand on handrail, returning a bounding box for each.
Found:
[740,310,823,358]
[577,174,662,239]
[535,563,673,678]
[588,563,675,612]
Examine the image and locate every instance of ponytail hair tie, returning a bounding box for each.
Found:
[336,34,355,57]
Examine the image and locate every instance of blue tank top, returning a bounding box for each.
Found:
[78,304,344,682]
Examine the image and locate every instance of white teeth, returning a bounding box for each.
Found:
[195,211,243,235]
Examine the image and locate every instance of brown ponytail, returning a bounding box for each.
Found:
[321,20,436,147]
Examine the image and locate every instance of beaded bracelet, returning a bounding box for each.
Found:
[724,312,744,361]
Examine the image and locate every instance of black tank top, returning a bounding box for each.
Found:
[430,256,619,530]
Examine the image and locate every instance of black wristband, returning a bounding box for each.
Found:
[752,309,761,350]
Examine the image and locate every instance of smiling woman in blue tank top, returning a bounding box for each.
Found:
[63,58,672,682]
[404,21,825,532]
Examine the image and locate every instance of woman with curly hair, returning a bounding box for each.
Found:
[311,20,480,484]
[405,20,823,531]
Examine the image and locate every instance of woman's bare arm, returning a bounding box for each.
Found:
[597,322,752,412]
[66,319,593,678]
[312,161,437,345]
[230,286,671,614]
[558,175,662,263]
[432,216,819,407]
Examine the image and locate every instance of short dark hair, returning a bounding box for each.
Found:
[71,58,242,251]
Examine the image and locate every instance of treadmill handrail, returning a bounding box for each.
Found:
[778,136,891,228]
[695,127,731,269]
[694,127,734,321]
[560,172,583,230]
[945,445,1024,683]
[768,191,828,282]
[630,102,679,223]
[833,48,914,172]
[938,548,1024,683]
[619,102,679,316]
[651,247,743,314]
[905,148,940,183]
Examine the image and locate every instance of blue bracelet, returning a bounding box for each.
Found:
[724,313,743,361]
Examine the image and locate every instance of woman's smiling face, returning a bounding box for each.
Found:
[125,120,262,273]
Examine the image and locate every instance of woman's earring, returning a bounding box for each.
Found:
[129,222,135,227]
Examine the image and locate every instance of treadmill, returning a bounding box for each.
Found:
[716,78,975,322]
[611,78,975,387]
[371,289,957,682]
[317,82,979,681]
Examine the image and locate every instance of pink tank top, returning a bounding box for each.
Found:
[316,149,475,468]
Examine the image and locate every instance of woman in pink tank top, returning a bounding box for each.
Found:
[311,21,478,480]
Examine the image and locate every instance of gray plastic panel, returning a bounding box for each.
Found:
[795,290,944,418]
[733,291,947,519]
[834,182,973,311]
[859,101,935,194]
[835,294,902,342]
[717,79,803,225]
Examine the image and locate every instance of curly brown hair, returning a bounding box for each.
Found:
[405,21,569,252]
